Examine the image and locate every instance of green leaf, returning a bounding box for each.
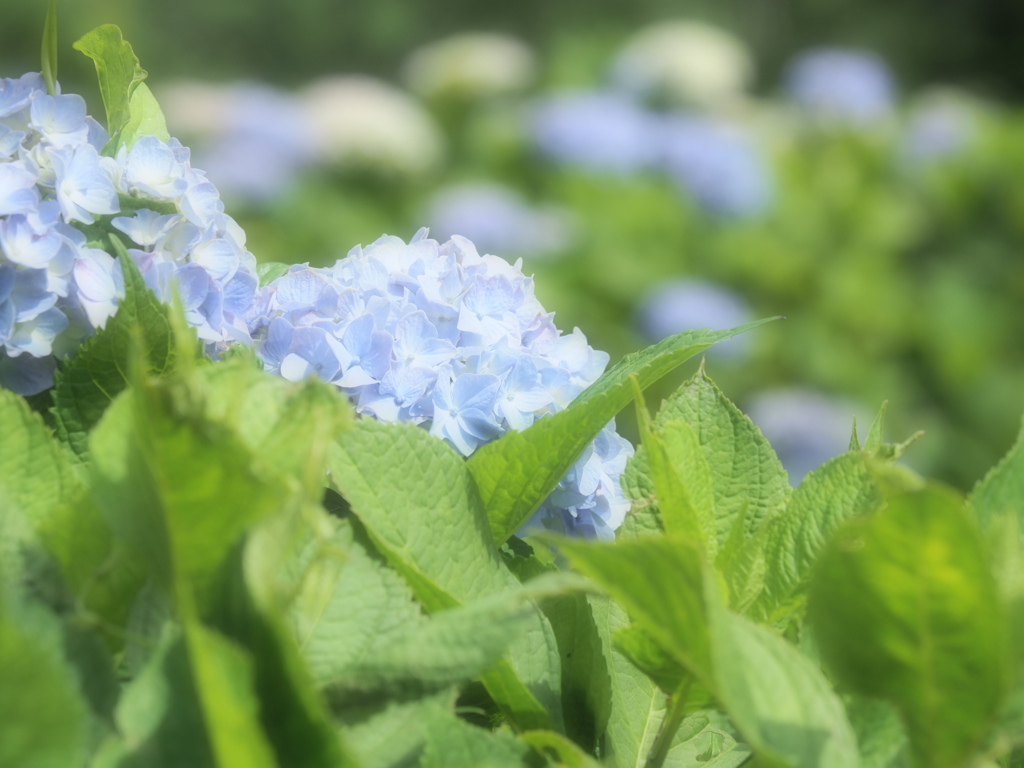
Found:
[41,0,58,96]
[845,697,911,768]
[108,624,279,768]
[118,81,170,147]
[256,262,291,286]
[632,376,717,556]
[420,709,531,768]
[971,415,1024,531]
[0,590,89,768]
[470,320,777,546]
[52,247,176,463]
[590,598,749,768]
[0,389,82,588]
[626,365,789,544]
[326,418,564,731]
[73,25,167,150]
[755,451,884,625]
[87,371,292,619]
[340,689,455,768]
[555,536,714,691]
[706,608,859,768]
[283,516,423,689]
[521,730,604,767]
[209,513,365,768]
[809,485,1011,768]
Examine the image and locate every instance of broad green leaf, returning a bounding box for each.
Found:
[613,623,689,695]
[420,709,531,768]
[52,247,177,463]
[73,25,162,149]
[809,486,1010,768]
[88,373,292,618]
[971,415,1024,531]
[555,536,714,691]
[41,0,58,95]
[283,516,422,689]
[632,379,717,555]
[340,689,455,768]
[845,697,911,768]
[626,365,789,544]
[590,598,749,768]
[0,590,89,768]
[707,607,859,768]
[326,418,564,731]
[209,513,364,768]
[755,451,883,624]
[470,320,776,546]
[0,389,82,587]
[108,624,278,768]
[321,570,583,704]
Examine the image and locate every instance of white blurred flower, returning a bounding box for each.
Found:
[426,182,574,258]
[611,20,753,110]
[403,32,536,100]
[301,75,444,177]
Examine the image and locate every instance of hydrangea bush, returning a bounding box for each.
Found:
[6,12,1024,768]
[251,229,633,538]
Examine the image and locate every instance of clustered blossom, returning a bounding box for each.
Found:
[0,72,260,393]
[249,229,634,539]
[784,48,896,127]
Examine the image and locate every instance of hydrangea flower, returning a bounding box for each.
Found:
[0,72,260,394]
[250,229,634,539]
[636,278,753,359]
[159,81,315,205]
[900,88,978,165]
[744,388,866,484]
[784,48,896,127]
[611,20,753,110]
[659,115,773,218]
[300,75,444,178]
[426,182,574,258]
[530,91,661,175]
[403,33,537,101]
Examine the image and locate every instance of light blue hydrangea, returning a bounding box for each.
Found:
[659,114,773,218]
[530,91,661,175]
[0,72,261,394]
[785,48,895,127]
[637,278,753,359]
[250,229,634,539]
[745,388,866,485]
[426,182,574,259]
[900,90,977,165]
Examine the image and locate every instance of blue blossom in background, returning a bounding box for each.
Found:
[161,82,315,205]
[785,48,896,127]
[426,182,574,259]
[637,278,753,359]
[744,388,866,485]
[530,91,661,175]
[900,89,978,165]
[250,230,634,539]
[0,72,261,394]
[660,115,773,218]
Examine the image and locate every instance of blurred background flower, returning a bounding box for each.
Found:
[784,47,896,128]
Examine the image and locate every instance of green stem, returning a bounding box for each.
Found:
[644,677,694,768]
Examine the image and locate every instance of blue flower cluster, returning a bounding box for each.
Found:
[529,90,773,218]
[637,278,752,359]
[0,73,260,393]
[250,229,634,539]
[784,48,895,127]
